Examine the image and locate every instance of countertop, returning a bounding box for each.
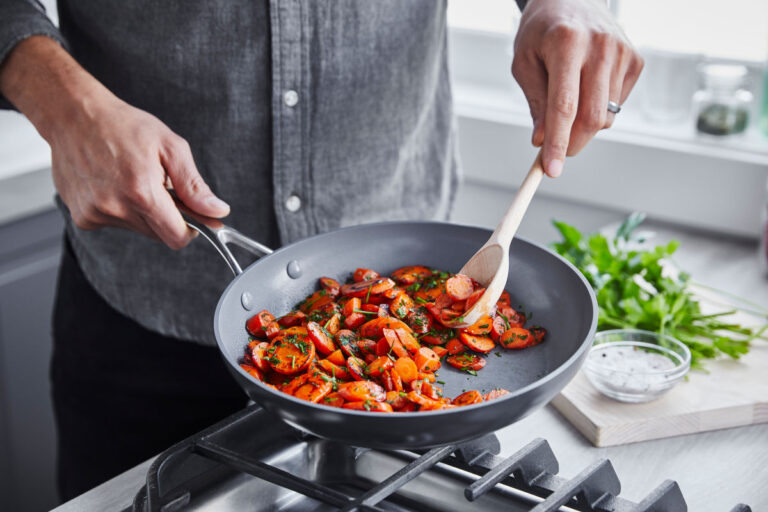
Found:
[52,223,768,511]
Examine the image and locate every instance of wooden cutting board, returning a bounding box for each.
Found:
[551,338,768,447]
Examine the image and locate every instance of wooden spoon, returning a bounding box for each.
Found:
[445,150,545,329]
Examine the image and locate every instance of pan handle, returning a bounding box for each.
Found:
[174,197,273,276]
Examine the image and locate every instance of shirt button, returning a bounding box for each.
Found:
[285,195,302,212]
[283,90,299,107]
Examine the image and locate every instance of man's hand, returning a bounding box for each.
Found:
[512,0,643,177]
[0,36,229,249]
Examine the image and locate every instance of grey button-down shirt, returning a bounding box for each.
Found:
[0,0,460,344]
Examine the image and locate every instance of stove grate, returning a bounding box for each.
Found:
[132,405,752,512]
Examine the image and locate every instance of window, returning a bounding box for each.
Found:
[447,0,768,63]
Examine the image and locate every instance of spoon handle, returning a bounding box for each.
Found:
[486,149,545,249]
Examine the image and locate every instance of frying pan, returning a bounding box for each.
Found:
[184,214,597,449]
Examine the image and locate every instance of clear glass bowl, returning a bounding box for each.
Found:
[583,329,691,403]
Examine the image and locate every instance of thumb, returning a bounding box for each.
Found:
[161,138,230,218]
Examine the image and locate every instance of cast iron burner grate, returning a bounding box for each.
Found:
[132,405,750,512]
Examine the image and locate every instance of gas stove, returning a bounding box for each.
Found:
[130,405,750,512]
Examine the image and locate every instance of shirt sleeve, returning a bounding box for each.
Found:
[0,0,67,110]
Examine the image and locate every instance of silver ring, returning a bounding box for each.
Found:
[607,101,621,114]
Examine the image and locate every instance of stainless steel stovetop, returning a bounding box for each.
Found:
[127,405,751,512]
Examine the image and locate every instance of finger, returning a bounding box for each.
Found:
[160,137,230,218]
[512,54,548,147]
[568,54,612,154]
[619,52,644,104]
[604,52,632,129]
[542,43,586,177]
[141,187,197,250]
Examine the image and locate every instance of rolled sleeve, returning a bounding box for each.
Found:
[0,0,66,110]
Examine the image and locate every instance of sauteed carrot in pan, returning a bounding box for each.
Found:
[240,266,546,412]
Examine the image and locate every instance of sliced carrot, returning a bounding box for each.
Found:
[459,332,496,353]
[451,300,467,312]
[359,317,412,339]
[250,341,271,372]
[395,327,420,353]
[342,297,361,317]
[294,379,332,403]
[266,330,315,375]
[322,392,345,407]
[245,310,276,338]
[399,402,418,412]
[490,315,507,342]
[389,368,404,392]
[346,356,367,381]
[264,321,281,340]
[342,401,393,412]
[307,295,335,314]
[497,290,512,306]
[484,388,510,401]
[385,390,408,410]
[500,327,534,349]
[463,314,494,336]
[390,265,432,285]
[446,353,486,372]
[431,346,448,359]
[344,312,366,329]
[356,338,377,358]
[324,313,342,336]
[445,274,474,301]
[419,402,457,411]
[414,347,441,372]
[336,329,359,358]
[497,304,525,328]
[306,321,336,356]
[452,390,483,406]
[298,290,330,313]
[390,290,415,319]
[281,373,309,395]
[420,326,452,345]
[318,358,351,381]
[464,288,486,311]
[319,277,341,297]
[530,326,547,344]
[394,357,418,383]
[326,348,346,366]
[416,371,436,383]
[405,391,440,408]
[240,363,264,381]
[413,283,445,303]
[353,268,380,282]
[382,328,410,358]
[445,338,465,355]
[338,380,385,402]
[365,356,394,378]
[406,307,433,334]
[340,278,395,298]
[278,310,307,327]
[380,286,403,300]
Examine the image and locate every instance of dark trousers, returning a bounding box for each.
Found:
[51,238,248,502]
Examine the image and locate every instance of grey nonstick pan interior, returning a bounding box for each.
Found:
[186,216,597,450]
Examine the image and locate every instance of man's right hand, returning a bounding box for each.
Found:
[0,36,229,250]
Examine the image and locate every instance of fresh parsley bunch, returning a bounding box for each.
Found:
[551,212,766,370]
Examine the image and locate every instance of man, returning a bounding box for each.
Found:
[0,0,642,501]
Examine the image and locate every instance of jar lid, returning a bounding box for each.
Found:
[699,64,748,90]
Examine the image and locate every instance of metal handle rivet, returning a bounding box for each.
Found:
[287,260,302,279]
[241,292,254,311]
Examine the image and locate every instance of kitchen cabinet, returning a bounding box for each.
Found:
[0,207,63,512]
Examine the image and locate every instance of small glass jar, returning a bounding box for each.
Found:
[693,64,753,137]
[761,179,768,275]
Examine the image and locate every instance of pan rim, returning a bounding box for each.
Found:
[214,219,598,419]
